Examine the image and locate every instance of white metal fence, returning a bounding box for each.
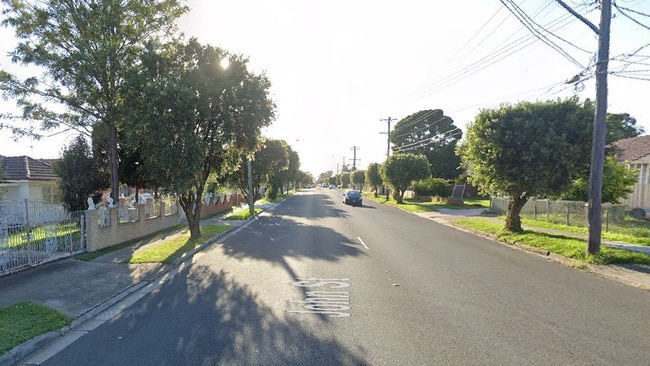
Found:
[0,200,85,276]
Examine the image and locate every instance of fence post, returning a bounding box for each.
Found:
[566,205,570,226]
[604,207,609,233]
[24,199,32,264]
[80,213,86,251]
[546,200,550,221]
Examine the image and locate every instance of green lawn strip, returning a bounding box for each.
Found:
[75,224,187,261]
[125,224,230,264]
[224,207,262,220]
[365,196,489,213]
[257,192,292,205]
[452,217,650,265]
[521,217,650,246]
[201,207,234,220]
[0,301,72,356]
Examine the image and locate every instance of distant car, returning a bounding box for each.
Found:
[329,184,337,189]
[343,190,362,206]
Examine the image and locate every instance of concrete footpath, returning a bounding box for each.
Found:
[0,209,252,366]
[1,203,649,365]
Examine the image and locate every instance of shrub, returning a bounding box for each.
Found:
[412,177,451,197]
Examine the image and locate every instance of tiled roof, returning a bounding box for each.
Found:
[0,156,58,181]
[613,135,650,163]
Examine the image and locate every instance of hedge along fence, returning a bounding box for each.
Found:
[490,197,627,231]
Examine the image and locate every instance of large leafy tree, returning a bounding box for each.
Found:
[381,153,431,203]
[318,171,333,185]
[340,172,350,188]
[459,98,593,232]
[0,0,187,204]
[391,109,462,179]
[275,147,300,193]
[227,139,289,200]
[125,39,275,238]
[365,163,382,197]
[606,113,644,144]
[351,170,365,190]
[53,135,109,211]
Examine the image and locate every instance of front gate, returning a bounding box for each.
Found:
[0,200,85,276]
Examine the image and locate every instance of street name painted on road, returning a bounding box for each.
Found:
[288,278,350,318]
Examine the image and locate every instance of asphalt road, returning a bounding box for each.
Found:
[39,189,650,365]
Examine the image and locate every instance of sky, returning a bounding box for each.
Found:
[1,0,650,178]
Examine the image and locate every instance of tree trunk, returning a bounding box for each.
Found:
[396,189,404,204]
[108,123,120,205]
[505,195,528,232]
[181,199,202,240]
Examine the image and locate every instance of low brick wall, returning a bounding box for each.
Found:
[200,193,243,218]
[85,201,185,252]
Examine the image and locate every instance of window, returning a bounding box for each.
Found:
[42,186,62,204]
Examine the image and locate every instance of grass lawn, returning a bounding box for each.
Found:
[125,224,230,264]
[75,224,187,261]
[452,217,650,265]
[0,302,72,355]
[364,194,490,213]
[521,217,650,246]
[224,207,262,220]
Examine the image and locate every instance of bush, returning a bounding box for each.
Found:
[412,177,451,197]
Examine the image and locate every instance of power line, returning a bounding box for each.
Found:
[500,0,587,68]
[398,5,589,103]
[613,2,650,31]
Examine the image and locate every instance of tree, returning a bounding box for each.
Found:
[340,173,351,188]
[559,155,638,204]
[366,163,382,197]
[381,153,431,204]
[318,171,333,185]
[606,113,644,145]
[276,147,299,193]
[459,98,593,232]
[125,39,275,238]
[225,139,289,200]
[53,135,109,211]
[351,170,365,191]
[0,0,188,204]
[298,171,313,188]
[391,109,462,179]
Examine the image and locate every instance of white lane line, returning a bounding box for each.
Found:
[357,236,369,250]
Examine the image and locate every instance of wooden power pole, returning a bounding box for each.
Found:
[556,0,611,254]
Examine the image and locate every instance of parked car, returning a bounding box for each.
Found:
[329,184,337,189]
[343,190,363,206]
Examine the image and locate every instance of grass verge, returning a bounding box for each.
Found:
[521,217,650,246]
[364,195,490,213]
[125,224,230,264]
[0,302,72,355]
[453,217,650,265]
[75,224,187,261]
[224,208,262,220]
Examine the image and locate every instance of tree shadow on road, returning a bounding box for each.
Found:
[218,214,366,265]
[49,265,371,365]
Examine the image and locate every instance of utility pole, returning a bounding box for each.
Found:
[350,146,360,171]
[556,0,610,254]
[380,117,396,157]
[380,117,396,201]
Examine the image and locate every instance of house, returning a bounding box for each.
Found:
[0,155,61,203]
[613,135,650,208]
